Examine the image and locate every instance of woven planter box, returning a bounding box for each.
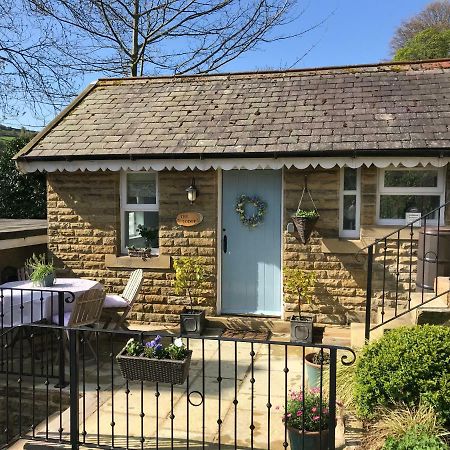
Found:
[291,216,319,244]
[127,248,153,258]
[116,347,193,385]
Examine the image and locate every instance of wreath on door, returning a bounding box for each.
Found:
[235,195,267,228]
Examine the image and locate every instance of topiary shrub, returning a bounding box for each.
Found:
[354,325,450,424]
[382,427,447,450]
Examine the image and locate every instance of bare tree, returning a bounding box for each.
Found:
[391,0,450,52]
[0,0,78,118]
[29,0,314,77]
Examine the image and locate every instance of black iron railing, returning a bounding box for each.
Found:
[363,200,450,341]
[0,324,356,450]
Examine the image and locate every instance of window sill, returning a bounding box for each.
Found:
[322,226,422,254]
[105,254,171,270]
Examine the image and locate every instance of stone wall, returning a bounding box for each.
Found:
[47,170,217,324]
[283,165,450,324]
[283,167,367,324]
[47,165,448,325]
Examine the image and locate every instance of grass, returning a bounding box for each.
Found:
[363,403,449,450]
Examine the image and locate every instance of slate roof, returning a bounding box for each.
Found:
[16,60,450,161]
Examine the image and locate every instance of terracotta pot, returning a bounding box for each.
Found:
[287,426,329,450]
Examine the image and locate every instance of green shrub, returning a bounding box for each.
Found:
[354,325,450,424]
[382,427,447,450]
[0,137,46,219]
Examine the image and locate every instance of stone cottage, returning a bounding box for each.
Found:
[14,60,450,326]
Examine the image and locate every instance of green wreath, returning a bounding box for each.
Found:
[235,195,267,228]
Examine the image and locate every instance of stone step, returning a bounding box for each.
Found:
[416,307,450,326]
[206,315,290,333]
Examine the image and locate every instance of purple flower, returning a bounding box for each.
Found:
[147,335,162,348]
[154,343,163,352]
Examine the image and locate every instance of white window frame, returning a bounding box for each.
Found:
[120,171,159,255]
[339,167,361,239]
[376,167,446,226]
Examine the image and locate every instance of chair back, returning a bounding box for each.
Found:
[68,289,106,327]
[17,267,30,281]
[122,269,144,306]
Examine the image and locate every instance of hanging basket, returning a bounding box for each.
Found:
[291,176,319,244]
[291,216,319,244]
[116,347,193,385]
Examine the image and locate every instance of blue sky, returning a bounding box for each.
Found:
[5,0,436,130]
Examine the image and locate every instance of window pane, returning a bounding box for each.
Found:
[127,173,157,204]
[124,211,159,248]
[343,195,357,230]
[379,195,440,220]
[344,168,357,191]
[384,170,438,188]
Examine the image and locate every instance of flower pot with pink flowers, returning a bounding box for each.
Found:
[283,388,332,450]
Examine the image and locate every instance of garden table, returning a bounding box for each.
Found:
[0,278,103,328]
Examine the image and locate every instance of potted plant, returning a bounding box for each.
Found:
[116,335,192,385]
[283,388,331,450]
[127,225,158,258]
[26,253,55,287]
[174,257,209,336]
[284,267,316,343]
[305,349,330,389]
[291,209,320,244]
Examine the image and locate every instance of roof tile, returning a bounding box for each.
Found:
[18,60,450,160]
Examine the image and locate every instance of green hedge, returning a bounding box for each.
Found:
[354,325,450,424]
[0,137,46,219]
[383,428,447,450]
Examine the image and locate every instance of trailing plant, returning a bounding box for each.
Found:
[283,268,316,317]
[124,336,189,361]
[173,257,209,310]
[292,209,319,218]
[364,403,448,450]
[282,388,330,432]
[26,253,55,283]
[354,325,450,425]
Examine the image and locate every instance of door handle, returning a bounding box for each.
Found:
[223,235,228,253]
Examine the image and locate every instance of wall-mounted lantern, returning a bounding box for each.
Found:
[186,178,198,204]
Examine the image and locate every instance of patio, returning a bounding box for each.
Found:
[3,325,352,450]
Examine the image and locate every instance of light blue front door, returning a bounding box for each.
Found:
[221,170,281,316]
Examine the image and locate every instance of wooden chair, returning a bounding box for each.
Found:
[17,267,30,281]
[52,289,105,358]
[102,269,144,330]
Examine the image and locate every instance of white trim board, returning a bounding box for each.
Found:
[17,156,450,173]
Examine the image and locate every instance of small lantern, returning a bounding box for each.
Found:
[186,178,198,204]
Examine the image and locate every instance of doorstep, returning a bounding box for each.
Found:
[126,318,351,346]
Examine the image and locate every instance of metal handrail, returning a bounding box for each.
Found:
[356,199,450,255]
